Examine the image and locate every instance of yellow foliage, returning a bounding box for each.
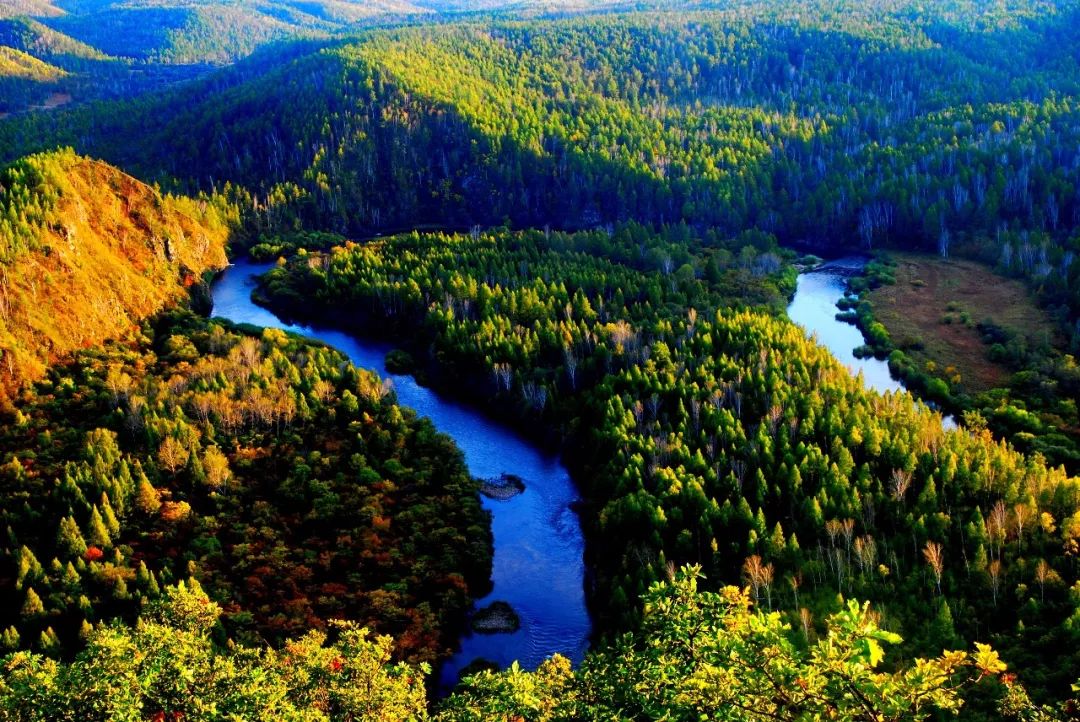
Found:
[0,150,230,400]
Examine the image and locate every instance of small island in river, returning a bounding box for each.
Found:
[479,473,527,500]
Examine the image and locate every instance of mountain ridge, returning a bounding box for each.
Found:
[0,149,232,401]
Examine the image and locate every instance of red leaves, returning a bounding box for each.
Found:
[150,712,184,722]
[329,657,344,673]
[84,546,104,561]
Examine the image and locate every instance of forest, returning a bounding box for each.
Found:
[259,223,1080,712]
[839,254,1080,469]
[1,0,1080,719]
[0,149,235,399]
[0,306,493,666]
[3,1,1078,349]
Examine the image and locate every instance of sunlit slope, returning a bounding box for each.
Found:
[0,17,110,64]
[0,149,231,399]
[3,4,1080,252]
[0,1,63,19]
[0,46,66,81]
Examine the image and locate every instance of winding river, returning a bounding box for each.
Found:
[210,258,591,689]
[209,254,949,691]
[787,257,957,428]
[787,257,908,394]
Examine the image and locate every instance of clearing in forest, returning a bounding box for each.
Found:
[867,252,1058,394]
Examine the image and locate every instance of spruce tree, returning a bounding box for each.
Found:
[135,477,162,515]
[56,516,87,558]
[1,626,19,651]
[86,506,112,549]
[21,587,44,619]
[99,493,121,536]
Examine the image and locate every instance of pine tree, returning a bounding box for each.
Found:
[87,505,112,548]
[38,626,60,653]
[56,516,87,558]
[930,599,961,650]
[21,587,44,619]
[0,626,19,650]
[973,544,989,574]
[99,493,121,536]
[63,561,81,588]
[16,545,42,589]
[768,522,786,557]
[135,476,162,515]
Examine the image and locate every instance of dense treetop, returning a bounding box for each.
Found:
[0,309,492,666]
[263,224,1080,711]
[4,1,1078,353]
[2,0,1080,717]
[4,566,1066,721]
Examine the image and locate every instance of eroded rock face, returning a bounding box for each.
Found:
[471,601,520,634]
[479,473,526,500]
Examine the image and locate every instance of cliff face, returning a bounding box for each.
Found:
[0,149,231,399]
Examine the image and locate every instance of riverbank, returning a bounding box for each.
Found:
[211,258,592,691]
[839,252,1079,469]
[786,256,909,396]
[250,260,608,640]
[233,229,1080,712]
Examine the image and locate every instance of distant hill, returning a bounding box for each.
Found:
[27,1,432,64]
[0,149,232,400]
[0,16,109,65]
[0,45,65,81]
[0,0,63,19]
[1,0,645,67]
[0,0,649,112]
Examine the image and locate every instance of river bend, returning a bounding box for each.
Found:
[211,258,591,688]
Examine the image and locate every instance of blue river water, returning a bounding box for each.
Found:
[787,257,957,428]
[209,253,950,692]
[210,258,591,688]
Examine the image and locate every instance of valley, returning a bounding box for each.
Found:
[866,253,1058,394]
[2,1,1080,719]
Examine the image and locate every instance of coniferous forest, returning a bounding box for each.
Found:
[2,1,1080,720]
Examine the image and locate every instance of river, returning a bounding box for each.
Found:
[787,257,957,428]
[210,258,591,689]
[209,254,947,691]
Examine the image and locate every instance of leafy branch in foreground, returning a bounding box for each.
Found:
[1,566,1072,721]
[439,566,1067,722]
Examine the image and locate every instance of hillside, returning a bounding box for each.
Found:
[9,4,1078,249]
[0,309,493,665]
[262,224,1080,705]
[0,46,65,81]
[0,46,67,112]
[44,4,309,64]
[5,2,1080,461]
[0,149,232,401]
[1,2,1080,719]
[0,17,109,65]
[0,1,62,19]
[30,0,432,64]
